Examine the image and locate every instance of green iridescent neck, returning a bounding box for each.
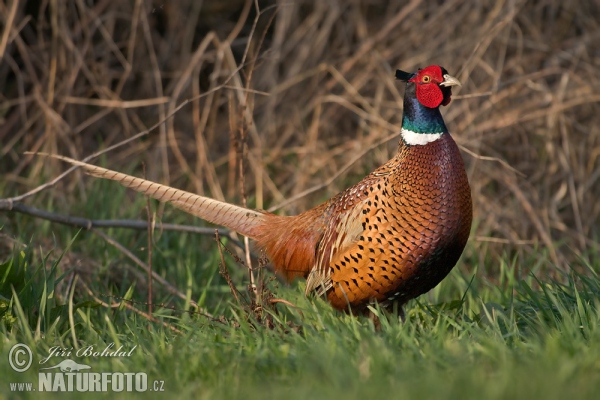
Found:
[401,83,448,134]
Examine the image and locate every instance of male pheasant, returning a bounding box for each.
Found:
[42,65,472,314]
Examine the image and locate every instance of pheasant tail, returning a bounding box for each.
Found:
[36,153,268,239]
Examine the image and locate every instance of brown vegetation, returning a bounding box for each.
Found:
[2,0,599,277]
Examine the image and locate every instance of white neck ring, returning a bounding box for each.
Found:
[401,128,444,146]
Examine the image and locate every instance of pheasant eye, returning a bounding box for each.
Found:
[422,75,431,83]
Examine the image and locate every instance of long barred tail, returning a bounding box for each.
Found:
[36,153,268,238]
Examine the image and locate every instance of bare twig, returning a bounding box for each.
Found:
[91,229,202,310]
[459,145,526,177]
[0,0,19,63]
[267,130,402,212]
[215,230,242,306]
[80,281,184,334]
[0,201,240,246]
[143,163,154,315]
[59,96,169,108]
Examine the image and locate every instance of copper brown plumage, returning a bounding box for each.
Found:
[318,133,472,310]
[39,64,472,315]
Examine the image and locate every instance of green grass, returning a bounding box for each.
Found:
[1,184,600,399]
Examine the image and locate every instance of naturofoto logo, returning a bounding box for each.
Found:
[7,343,165,393]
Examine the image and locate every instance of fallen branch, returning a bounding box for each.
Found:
[0,201,242,248]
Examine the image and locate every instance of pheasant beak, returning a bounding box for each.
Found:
[440,74,461,87]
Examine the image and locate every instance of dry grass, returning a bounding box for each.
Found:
[1,0,599,277]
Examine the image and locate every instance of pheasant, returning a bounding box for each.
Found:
[40,65,472,315]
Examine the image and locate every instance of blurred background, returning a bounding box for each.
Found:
[1,0,599,280]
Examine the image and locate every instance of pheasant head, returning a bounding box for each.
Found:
[395,65,461,108]
[396,65,461,145]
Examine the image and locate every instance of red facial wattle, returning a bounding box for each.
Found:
[416,83,445,108]
[408,65,454,108]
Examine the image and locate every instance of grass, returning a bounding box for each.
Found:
[1,187,600,399]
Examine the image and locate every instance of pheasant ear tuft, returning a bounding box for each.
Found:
[395,69,415,81]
